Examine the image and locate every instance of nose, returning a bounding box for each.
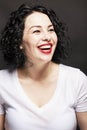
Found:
[42,31,51,41]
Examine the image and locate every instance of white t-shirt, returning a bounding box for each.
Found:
[0,64,87,130]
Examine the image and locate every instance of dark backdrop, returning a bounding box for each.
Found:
[0,0,87,75]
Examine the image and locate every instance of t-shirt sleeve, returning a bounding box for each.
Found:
[0,95,5,115]
[75,71,87,112]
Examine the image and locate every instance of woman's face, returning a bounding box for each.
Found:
[23,12,58,64]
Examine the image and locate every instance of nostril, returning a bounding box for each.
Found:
[42,35,51,41]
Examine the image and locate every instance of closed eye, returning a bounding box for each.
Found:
[33,30,40,33]
[49,28,55,32]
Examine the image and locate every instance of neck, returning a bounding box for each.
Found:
[18,61,53,81]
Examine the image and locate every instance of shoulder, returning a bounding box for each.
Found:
[60,64,86,78]
[0,69,9,76]
[59,64,87,106]
[60,64,80,73]
[0,69,16,77]
[59,64,87,89]
[0,69,14,80]
[0,69,16,89]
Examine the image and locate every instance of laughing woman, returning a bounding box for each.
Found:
[0,4,87,130]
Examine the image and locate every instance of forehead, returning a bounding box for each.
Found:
[24,12,52,27]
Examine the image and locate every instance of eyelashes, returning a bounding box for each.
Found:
[49,28,55,32]
[33,28,55,34]
[33,30,40,33]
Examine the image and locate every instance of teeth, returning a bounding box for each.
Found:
[39,45,51,50]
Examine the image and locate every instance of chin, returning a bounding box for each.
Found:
[39,56,52,63]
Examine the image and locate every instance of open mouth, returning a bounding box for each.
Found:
[37,43,52,54]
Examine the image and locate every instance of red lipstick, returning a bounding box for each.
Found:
[37,43,52,54]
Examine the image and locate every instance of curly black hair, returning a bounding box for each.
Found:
[0,4,71,72]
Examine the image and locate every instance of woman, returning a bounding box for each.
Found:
[0,4,87,130]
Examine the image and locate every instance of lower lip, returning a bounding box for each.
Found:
[38,48,52,54]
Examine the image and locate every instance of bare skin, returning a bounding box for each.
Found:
[17,62,59,108]
[0,115,5,130]
[76,112,87,130]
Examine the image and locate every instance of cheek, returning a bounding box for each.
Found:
[23,43,34,58]
[23,36,34,49]
[53,34,58,44]
[24,42,34,52]
[28,35,40,45]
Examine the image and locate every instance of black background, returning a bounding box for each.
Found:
[0,0,87,75]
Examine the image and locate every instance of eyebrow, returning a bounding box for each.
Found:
[29,24,53,30]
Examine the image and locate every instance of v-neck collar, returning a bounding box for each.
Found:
[14,64,62,113]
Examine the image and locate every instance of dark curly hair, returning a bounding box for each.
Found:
[0,4,71,72]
